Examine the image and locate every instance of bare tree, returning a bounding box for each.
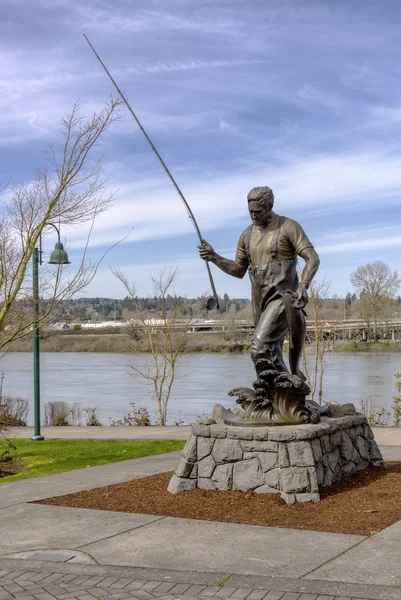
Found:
[351,261,401,340]
[0,98,123,350]
[113,268,190,425]
[302,276,332,404]
[224,304,241,343]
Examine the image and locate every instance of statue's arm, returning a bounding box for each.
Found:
[299,246,320,287]
[198,240,248,279]
[293,246,320,309]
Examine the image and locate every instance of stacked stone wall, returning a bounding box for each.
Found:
[168,415,383,504]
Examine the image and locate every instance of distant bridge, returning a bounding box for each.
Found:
[185,318,401,341]
[63,317,401,342]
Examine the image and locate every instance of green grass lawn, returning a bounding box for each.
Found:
[0,438,185,483]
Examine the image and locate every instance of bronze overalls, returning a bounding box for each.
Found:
[245,217,304,375]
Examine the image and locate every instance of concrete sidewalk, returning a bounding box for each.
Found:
[9,426,191,441]
[1,451,401,599]
[8,425,401,445]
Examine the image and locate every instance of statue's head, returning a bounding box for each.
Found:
[247,186,274,209]
[247,186,274,226]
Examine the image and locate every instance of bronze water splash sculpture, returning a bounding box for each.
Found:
[199,186,321,424]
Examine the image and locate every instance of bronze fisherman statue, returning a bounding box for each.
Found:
[199,186,321,424]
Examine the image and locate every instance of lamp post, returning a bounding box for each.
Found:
[31,224,70,441]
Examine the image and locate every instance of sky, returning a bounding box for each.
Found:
[1,0,401,300]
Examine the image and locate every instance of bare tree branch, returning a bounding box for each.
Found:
[0,97,125,351]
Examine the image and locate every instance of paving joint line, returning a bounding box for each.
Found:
[87,562,229,581]
[299,536,369,579]
[74,516,168,550]
[0,550,98,565]
[0,502,36,512]
[218,576,234,588]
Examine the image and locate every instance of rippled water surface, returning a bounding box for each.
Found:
[1,352,400,425]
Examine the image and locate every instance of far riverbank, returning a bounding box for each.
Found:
[5,333,401,354]
[6,332,251,354]
[338,341,401,353]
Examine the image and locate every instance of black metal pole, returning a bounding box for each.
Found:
[31,247,44,441]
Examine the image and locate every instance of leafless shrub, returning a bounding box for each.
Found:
[360,395,391,427]
[68,402,83,426]
[0,373,29,426]
[83,407,102,426]
[113,268,190,425]
[0,396,29,426]
[44,401,70,426]
[109,403,151,426]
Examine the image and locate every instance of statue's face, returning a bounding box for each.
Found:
[248,199,271,226]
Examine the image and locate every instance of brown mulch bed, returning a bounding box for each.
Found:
[0,460,25,478]
[36,463,401,536]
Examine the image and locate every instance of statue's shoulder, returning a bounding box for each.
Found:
[278,214,295,224]
[279,215,303,233]
[238,224,252,241]
[278,215,314,251]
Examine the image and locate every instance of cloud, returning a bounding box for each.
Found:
[87,253,251,299]
[28,112,50,134]
[368,105,401,124]
[77,7,238,36]
[340,61,371,92]
[319,235,401,255]
[3,0,401,299]
[317,224,401,254]
[219,119,237,133]
[58,145,401,255]
[297,84,345,112]
[131,59,259,75]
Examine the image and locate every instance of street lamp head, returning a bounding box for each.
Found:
[48,241,71,265]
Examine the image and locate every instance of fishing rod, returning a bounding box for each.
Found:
[83,34,220,310]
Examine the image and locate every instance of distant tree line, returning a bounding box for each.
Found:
[43,290,401,326]
[50,293,252,323]
[9,259,400,332]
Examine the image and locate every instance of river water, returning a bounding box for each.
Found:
[1,352,400,425]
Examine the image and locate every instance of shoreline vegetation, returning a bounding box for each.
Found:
[5,332,401,354]
[338,340,401,352]
[7,332,251,354]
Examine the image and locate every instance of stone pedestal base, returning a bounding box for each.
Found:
[167,415,384,504]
